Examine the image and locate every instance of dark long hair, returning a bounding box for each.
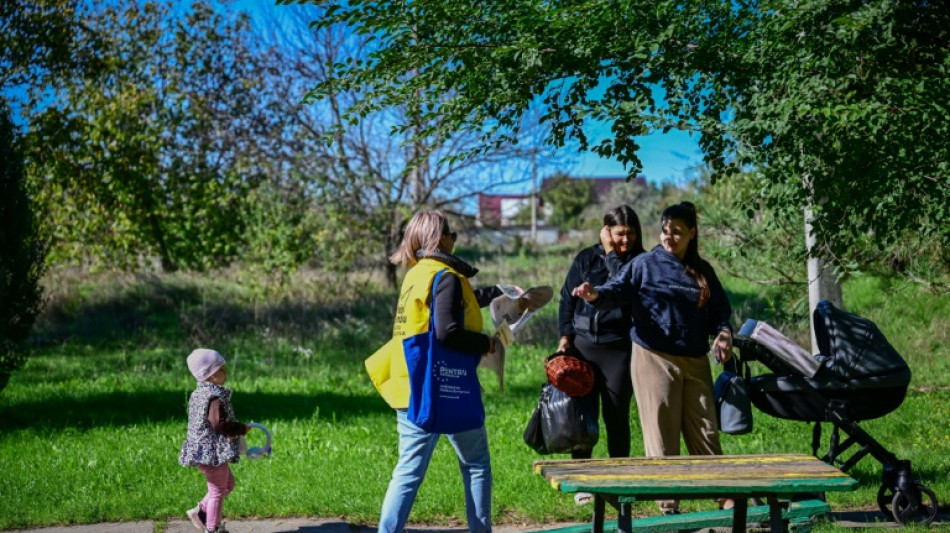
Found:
[604,204,646,257]
[661,201,711,308]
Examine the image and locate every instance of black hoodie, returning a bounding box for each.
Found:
[559,243,637,344]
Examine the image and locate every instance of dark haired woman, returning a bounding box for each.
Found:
[572,202,734,515]
[557,205,645,505]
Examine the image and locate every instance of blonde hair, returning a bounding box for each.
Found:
[389,210,447,268]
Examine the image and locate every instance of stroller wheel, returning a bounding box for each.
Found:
[891,483,938,526]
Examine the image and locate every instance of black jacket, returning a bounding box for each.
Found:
[418,250,501,355]
[595,245,733,357]
[559,243,636,344]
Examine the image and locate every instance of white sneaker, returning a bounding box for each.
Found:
[185,506,205,531]
[574,492,594,506]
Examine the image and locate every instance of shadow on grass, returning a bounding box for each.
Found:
[0,389,390,432]
[829,509,950,528]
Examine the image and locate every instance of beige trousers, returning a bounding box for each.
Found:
[632,344,722,511]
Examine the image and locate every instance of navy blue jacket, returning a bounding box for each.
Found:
[594,245,733,357]
[559,243,636,344]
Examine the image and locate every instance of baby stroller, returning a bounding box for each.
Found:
[733,300,938,526]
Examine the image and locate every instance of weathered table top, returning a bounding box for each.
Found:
[534,453,856,496]
[533,454,857,533]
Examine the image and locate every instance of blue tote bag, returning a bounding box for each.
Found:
[404,269,485,434]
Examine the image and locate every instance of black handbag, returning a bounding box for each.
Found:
[714,357,754,435]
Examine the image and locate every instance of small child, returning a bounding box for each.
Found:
[179,349,250,533]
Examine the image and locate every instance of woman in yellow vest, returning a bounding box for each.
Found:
[374,209,505,533]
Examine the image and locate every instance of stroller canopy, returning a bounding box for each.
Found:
[814,300,911,387]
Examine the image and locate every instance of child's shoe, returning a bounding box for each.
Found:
[207,525,229,533]
[185,505,206,531]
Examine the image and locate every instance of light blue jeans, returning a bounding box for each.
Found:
[378,409,492,533]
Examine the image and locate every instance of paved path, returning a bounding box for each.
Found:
[6,510,946,533]
[2,519,546,533]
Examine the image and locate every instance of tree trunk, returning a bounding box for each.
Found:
[805,207,843,353]
[385,261,397,289]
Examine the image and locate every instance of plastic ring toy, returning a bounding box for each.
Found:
[238,422,272,459]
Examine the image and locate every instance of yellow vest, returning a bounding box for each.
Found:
[365,259,484,409]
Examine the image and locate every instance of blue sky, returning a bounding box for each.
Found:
[570,128,703,184]
[241,1,704,190]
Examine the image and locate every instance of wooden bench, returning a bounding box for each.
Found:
[526,500,829,533]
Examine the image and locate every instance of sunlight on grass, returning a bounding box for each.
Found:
[1,256,947,531]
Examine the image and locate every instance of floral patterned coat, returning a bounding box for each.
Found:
[179,382,241,467]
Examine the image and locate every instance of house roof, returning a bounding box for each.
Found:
[478,175,648,226]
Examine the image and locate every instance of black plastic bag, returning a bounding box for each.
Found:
[538,382,599,453]
[523,396,549,454]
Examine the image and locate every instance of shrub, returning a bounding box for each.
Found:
[0,105,46,392]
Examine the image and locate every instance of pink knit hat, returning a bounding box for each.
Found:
[187,348,226,381]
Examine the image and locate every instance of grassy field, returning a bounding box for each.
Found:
[0,244,947,531]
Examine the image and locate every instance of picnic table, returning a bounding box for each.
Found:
[533,454,857,533]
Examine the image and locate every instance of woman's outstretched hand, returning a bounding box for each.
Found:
[572,282,599,302]
[713,329,733,363]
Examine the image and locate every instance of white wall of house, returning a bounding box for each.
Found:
[500,198,530,225]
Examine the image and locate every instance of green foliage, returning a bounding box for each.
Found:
[700,169,808,285]
[540,173,593,230]
[0,106,46,392]
[240,181,324,293]
[723,0,950,290]
[21,1,295,272]
[9,1,554,285]
[0,0,98,90]
[303,0,950,288]
[699,167,950,296]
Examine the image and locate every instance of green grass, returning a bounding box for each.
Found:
[0,249,947,531]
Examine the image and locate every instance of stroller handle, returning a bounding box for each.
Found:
[733,337,762,361]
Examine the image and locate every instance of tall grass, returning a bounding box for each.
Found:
[0,245,947,531]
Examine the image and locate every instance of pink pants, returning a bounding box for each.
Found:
[196,463,235,531]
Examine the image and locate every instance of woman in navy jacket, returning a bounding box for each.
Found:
[557,205,644,496]
[573,202,734,515]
